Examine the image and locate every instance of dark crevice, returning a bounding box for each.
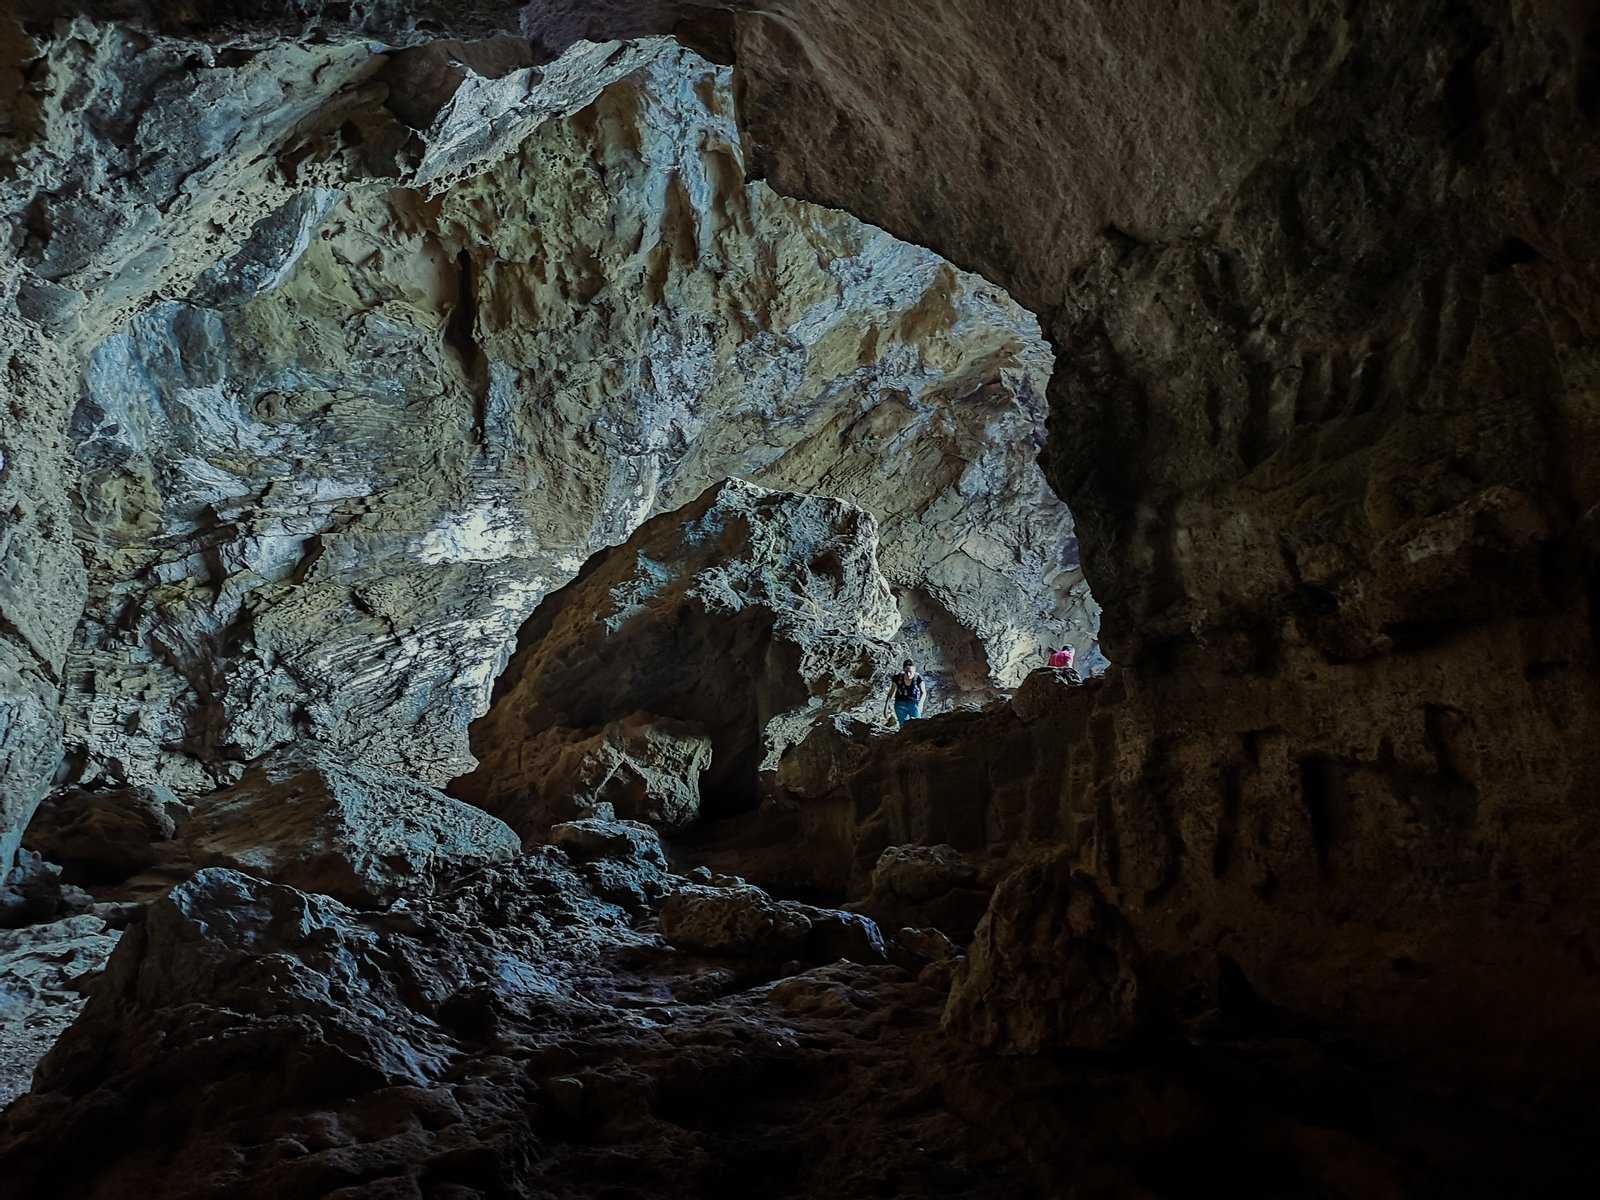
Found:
[1298,756,1334,879]
[1486,235,1539,275]
[444,249,490,441]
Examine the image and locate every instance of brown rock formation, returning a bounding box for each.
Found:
[694,0,1600,1084]
[454,478,901,838]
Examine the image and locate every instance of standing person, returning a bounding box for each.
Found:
[883,659,927,728]
[1048,644,1076,669]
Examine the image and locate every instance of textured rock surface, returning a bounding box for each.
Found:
[182,749,521,907]
[525,713,714,831]
[19,785,179,886]
[657,883,813,958]
[0,854,1057,1199]
[0,914,120,1110]
[766,654,1600,1082]
[455,479,902,836]
[945,852,1149,1055]
[24,35,1088,811]
[702,0,1600,1087]
[0,1,1597,1193]
[4,817,1589,1197]
[857,843,993,942]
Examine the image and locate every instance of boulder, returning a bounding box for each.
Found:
[783,903,888,965]
[870,844,980,904]
[0,852,94,930]
[657,884,813,959]
[183,750,520,907]
[550,816,673,911]
[456,479,904,837]
[857,844,993,940]
[944,852,1152,1054]
[0,913,122,1108]
[21,785,183,885]
[889,927,960,972]
[508,714,714,835]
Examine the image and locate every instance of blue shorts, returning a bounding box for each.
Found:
[893,699,922,724]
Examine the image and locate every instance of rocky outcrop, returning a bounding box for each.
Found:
[658,883,814,958]
[6,794,1589,1197]
[182,750,521,907]
[689,0,1600,1086]
[526,714,714,832]
[857,843,993,941]
[455,479,902,837]
[944,852,1149,1055]
[0,833,1055,1199]
[761,649,1600,1082]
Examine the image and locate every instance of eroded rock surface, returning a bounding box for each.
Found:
[183,750,521,907]
[945,852,1149,1055]
[0,914,120,1110]
[4,800,1587,1198]
[0,839,1044,1199]
[33,35,1088,809]
[678,0,1600,1092]
[456,479,901,837]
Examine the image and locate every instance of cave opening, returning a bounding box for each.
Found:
[3,7,1598,1198]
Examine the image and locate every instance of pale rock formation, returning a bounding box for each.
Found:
[455,479,901,837]
[41,35,1086,815]
[183,749,521,907]
[521,713,713,832]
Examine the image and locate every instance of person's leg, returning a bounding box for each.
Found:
[893,700,916,726]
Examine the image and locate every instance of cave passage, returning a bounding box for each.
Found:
[3,6,1597,1198]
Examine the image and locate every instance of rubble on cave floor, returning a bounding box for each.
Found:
[3,811,1591,1199]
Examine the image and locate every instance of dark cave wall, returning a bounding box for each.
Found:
[709,0,1600,1077]
[724,0,1600,665]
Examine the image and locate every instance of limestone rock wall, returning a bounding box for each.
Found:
[37,34,1088,806]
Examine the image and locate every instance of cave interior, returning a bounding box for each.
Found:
[1,2,1598,1197]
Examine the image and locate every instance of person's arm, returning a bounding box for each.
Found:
[883,678,895,715]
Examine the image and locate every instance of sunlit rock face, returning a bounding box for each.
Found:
[55,37,1089,800]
